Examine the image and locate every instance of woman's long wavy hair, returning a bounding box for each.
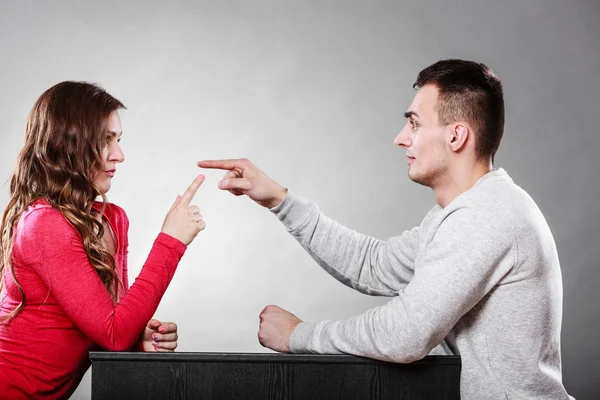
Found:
[1,81,125,323]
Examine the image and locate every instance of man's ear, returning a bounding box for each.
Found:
[447,122,470,153]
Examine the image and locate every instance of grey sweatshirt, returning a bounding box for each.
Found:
[270,168,573,400]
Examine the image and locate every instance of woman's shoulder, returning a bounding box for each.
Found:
[14,200,78,258]
[17,199,130,240]
[20,199,68,227]
[22,200,127,224]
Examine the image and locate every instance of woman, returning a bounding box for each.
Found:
[0,81,205,399]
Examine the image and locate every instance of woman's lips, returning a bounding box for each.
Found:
[105,169,116,177]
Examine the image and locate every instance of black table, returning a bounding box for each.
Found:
[90,352,460,400]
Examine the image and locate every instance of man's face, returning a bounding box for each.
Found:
[394,84,449,188]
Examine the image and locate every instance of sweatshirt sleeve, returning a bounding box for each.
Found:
[288,206,517,362]
[270,191,421,295]
[14,207,186,351]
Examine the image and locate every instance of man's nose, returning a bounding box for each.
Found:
[394,125,412,148]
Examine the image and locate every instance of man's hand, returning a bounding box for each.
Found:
[141,319,178,352]
[197,158,288,209]
[258,305,302,353]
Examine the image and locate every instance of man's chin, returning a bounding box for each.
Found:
[408,169,430,187]
[407,168,419,183]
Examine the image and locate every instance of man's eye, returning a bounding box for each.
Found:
[117,138,121,143]
[411,120,418,130]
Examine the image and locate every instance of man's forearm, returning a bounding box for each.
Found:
[271,191,417,294]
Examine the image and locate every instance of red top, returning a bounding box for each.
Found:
[0,200,186,399]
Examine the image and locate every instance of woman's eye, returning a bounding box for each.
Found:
[411,120,418,130]
[117,138,121,143]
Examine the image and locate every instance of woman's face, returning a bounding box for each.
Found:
[93,111,125,194]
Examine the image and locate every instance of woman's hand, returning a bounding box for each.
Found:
[161,174,206,245]
[141,319,178,352]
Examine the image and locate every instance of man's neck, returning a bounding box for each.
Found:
[433,160,493,208]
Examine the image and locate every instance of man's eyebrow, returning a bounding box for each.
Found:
[404,111,419,119]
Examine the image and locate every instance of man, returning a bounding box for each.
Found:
[198,59,573,399]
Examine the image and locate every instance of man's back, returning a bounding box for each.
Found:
[431,168,569,399]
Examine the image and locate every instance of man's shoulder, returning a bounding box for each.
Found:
[440,178,550,251]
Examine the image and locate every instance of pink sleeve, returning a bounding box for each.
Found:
[15,207,186,351]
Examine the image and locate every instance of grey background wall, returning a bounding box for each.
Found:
[1,0,598,398]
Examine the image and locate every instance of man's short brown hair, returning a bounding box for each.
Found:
[414,59,505,161]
